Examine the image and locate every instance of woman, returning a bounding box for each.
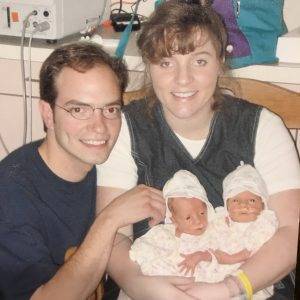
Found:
[97,1,300,299]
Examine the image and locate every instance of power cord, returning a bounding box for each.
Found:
[110,1,147,21]
[0,134,9,155]
[20,13,50,146]
[100,0,109,23]
[0,11,35,157]
[0,13,50,158]
[28,21,50,142]
[80,0,109,38]
[119,0,123,13]
[20,11,36,146]
[115,0,143,58]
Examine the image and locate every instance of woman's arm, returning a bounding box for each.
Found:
[97,186,196,300]
[197,190,298,294]
[96,118,196,298]
[181,111,300,299]
[249,110,300,290]
[239,188,299,290]
[179,189,299,300]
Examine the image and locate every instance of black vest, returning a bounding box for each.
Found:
[123,95,262,239]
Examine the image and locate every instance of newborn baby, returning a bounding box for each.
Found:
[129,170,218,280]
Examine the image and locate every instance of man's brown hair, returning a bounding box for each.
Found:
[39,42,128,107]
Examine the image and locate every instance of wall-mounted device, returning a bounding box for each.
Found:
[0,0,106,40]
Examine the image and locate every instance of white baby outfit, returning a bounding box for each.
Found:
[124,167,278,300]
[211,163,279,299]
[129,223,218,279]
[118,171,218,300]
[130,170,219,281]
[211,207,278,282]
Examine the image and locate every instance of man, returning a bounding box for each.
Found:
[0,42,165,299]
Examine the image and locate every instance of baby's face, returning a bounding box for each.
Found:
[227,191,264,222]
[169,197,208,236]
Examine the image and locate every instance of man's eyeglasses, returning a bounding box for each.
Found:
[55,103,122,120]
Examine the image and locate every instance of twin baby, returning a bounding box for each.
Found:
[129,164,278,299]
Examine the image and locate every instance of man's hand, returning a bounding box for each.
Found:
[178,251,212,276]
[101,184,165,229]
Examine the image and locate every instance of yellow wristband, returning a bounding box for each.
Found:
[236,270,253,300]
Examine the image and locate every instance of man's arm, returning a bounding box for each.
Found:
[31,185,165,300]
[31,209,121,300]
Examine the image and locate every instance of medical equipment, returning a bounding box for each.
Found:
[0,0,107,40]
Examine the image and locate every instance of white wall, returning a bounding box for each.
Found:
[0,0,299,160]
[110,0,300,31]
[283,0,300,30]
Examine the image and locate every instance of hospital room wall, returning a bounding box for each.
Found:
[0,0,299,160]
[109,0,300,31]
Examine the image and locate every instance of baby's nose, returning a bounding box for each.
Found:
[193,215,204,225]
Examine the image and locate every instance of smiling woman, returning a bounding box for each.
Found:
[97,1,300,299]
[147,40,220,139]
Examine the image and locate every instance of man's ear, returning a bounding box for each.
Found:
[39,100,54,130]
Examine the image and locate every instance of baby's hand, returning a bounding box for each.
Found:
[212,248,251,264]
[239,249,251,260]
[178,251,211,276]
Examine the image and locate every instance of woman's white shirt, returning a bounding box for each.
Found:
[97,108,300,195]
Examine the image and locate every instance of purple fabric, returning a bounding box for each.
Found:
[212,0,251,57]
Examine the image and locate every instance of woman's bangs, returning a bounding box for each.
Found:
[147,26,215,62]
[167,27,199,56]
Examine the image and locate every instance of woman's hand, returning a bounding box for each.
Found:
[125,274,198,300]
[178,281,231,300]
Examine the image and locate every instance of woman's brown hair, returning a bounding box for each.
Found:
[137,0,228,110]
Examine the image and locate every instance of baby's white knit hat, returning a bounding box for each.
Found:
[222,162,269,207]
[163,170,215,223]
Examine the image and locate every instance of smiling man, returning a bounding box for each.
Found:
[0,42,166,300]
